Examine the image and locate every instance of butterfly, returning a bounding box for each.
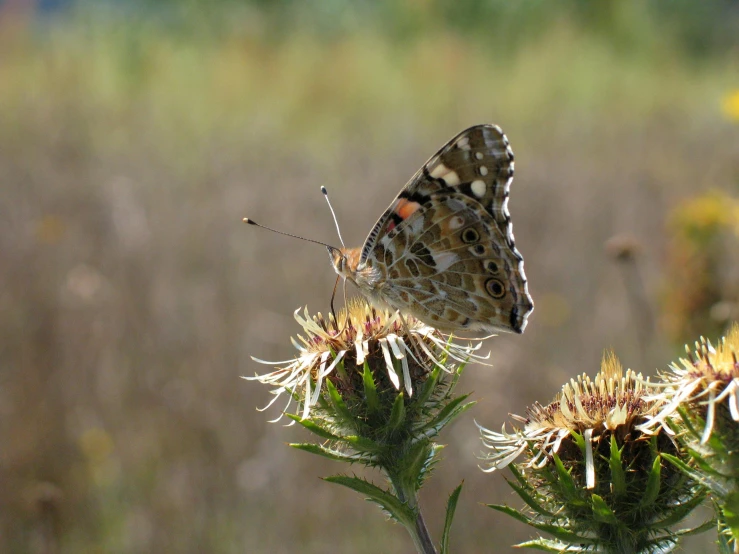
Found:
[328,124,533,334]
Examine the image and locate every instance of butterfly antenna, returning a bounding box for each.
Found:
[243,218,337,249]
[321,186,346,248]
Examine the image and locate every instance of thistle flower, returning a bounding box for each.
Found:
[640,324,739,551]
[479,351,709,553]
[247,298,484,554]
[248,298,485,422]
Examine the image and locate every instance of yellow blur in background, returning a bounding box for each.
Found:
[1,1,738,552]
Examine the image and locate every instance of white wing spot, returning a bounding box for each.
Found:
[429,163,449,179]
[429,163,461,185]
[475,151,484,160]
[443,171,461,186]
[456,136,471,150]
[432,251,458,272]
[479,165,488,176]
[448,215,465,230]
[471,180,487,198]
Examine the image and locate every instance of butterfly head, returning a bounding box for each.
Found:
[327,246,363,282]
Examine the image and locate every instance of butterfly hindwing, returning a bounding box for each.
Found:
[358,124,533,333]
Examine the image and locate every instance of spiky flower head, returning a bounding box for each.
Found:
[640,325,739,549]
[246,299,482,549]
[641,324,739,445]
[248,298,484,420]
[480,351,708,553]
[247,298,483,466]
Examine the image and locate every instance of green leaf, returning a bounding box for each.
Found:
[343,434,385,454]
[284,413,341,441]
[552,455,580,502]
[504,477,555,517]
[609,435,626,496]
[570,430,586,457]
[440,483,463,554]
[590,494,618,524]
[405,440,435,479]
[717,512,734,554]
[326,379,357,428]
[667,518,716,537]
[524,523,594,544]
[388,392,406,433]
[362,360,380,415]
[685,444,728,478]
[486,503,533,525]
[516,538,592,552]
[323,475,415,527]
[651,494,707,528]
[290,443,365,463]
[639,454,661,509]
[417,394,474,436]
[721,491,739,542]
[487,505,594,544]
[662,453,705,482]
[415,364,442,408]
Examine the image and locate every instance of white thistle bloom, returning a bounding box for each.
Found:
[246,298,488,421]
[480,351,656,489]
[639,324,739,444]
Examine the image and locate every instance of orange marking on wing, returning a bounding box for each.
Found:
[396,198,421,220]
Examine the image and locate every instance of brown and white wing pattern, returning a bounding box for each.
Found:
[357,124,533,333]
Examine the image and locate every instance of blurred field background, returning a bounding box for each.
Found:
[1,0,739,552]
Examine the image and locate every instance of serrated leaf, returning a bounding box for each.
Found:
[651,494,707,528]
[290,443,364,463]
[523,523,594,544]
[415,364,442,407]
[388,392,406,433]
[570,430,586,457]
[553,455,580,502]
[508,464,530,488]
[722,491,739,541]
[661,453,701,479]
[325,379,357,429]
[504,477,555,517]
[487,505,593,544]
[640,455,662,509]
[440,483,463,554]
[591,494,618,524]
[685,445,728,478]
[343,434,385,454]
[609,435,626,496]
[668,518,716,537]
[405,439,435,479]
[323,475,415,526]
[285,413,341,441]
[486,504,533,525]
[362,360,380,415]
[516,538,592,552]
[417,395,474,436]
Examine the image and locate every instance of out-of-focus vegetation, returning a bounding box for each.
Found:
[1,1,737,552]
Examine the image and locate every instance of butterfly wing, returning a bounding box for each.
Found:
[359,124,533,333]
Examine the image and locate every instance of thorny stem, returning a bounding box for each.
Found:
[414,511,437,554]
[390,473,438,554]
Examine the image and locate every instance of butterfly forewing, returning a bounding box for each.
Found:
[352,124,533,334]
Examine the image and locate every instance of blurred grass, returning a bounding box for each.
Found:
[0,2,738,552]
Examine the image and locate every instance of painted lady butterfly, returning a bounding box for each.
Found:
[328,124,533,334]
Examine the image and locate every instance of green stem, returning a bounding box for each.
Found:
[414,510,437,554]
[389,473,438,554]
